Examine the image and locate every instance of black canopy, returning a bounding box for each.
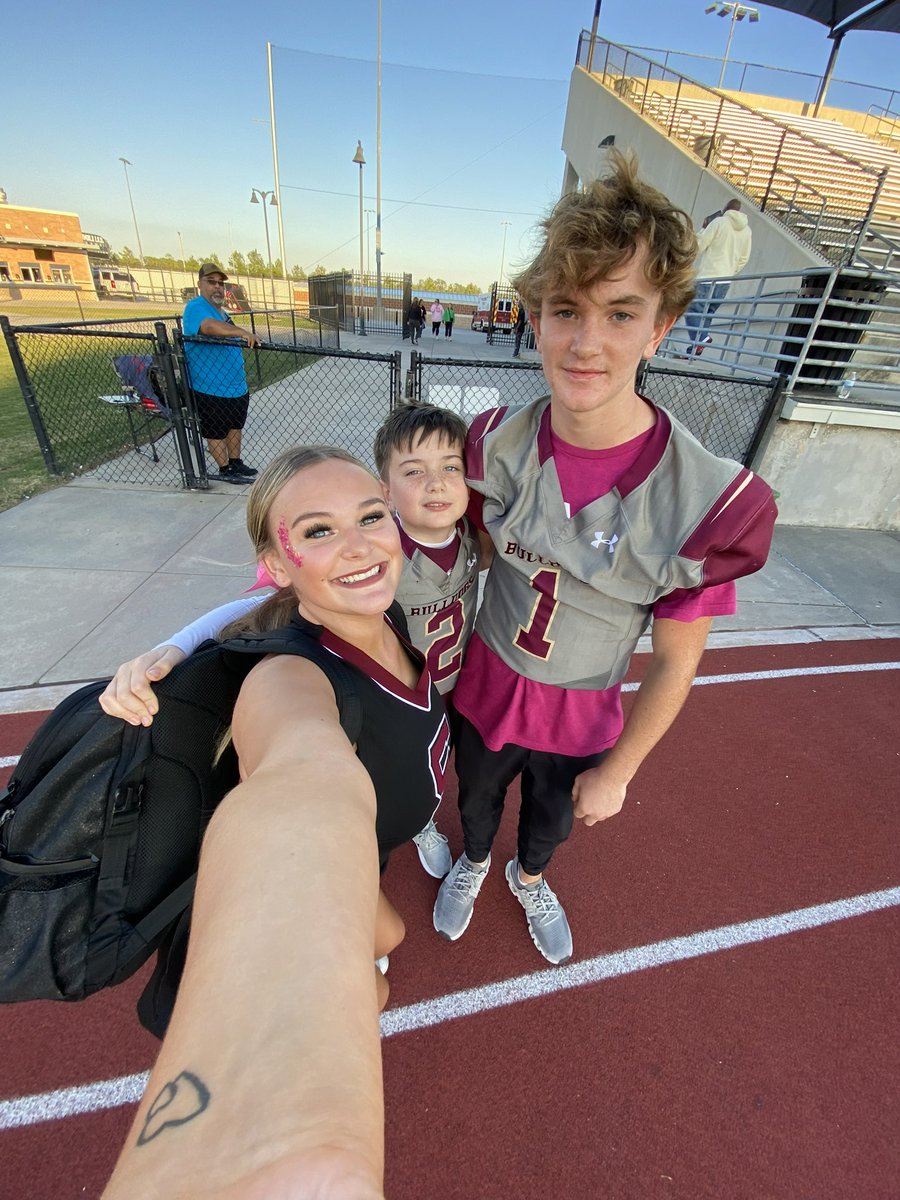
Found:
[756,0,900,34]
[753,0,900,111]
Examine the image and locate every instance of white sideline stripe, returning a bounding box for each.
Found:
[0,1071,150,1132]
[1,661,896,768]
[381,886,900,1037]
[620,659,900,691]
[1,886,898,1132]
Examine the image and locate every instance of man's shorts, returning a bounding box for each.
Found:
[192,390,250,440]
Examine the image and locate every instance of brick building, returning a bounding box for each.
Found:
[0,195,98,298]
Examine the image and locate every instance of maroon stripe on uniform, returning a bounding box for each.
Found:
[680,472,778,585]
[615,402,671,497]
[320,620,433,708]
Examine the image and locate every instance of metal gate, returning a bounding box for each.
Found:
[2,313,402,489]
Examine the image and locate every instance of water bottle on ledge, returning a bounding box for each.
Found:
[837,370,857,400]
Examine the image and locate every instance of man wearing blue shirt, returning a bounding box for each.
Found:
[182,263,261,484]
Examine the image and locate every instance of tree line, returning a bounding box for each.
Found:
[113,248,485,294]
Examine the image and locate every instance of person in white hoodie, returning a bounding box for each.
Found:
[684,199,751,354]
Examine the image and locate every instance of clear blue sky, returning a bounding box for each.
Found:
[4,0,897,287]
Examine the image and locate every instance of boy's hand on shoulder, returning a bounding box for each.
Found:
[572,761,628,826]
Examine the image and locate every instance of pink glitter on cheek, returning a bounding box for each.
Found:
[277,518,304,568]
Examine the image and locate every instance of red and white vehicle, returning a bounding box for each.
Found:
[470,294,514,332]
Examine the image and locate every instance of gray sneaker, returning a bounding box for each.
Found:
[433,854,490,940]
[505,859,573,965]
[413,819,452,878]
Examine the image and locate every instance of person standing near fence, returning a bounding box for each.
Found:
[443,304,455,337]
[430,299,444,337]
[684,200,752,356]
[512,300,528,357]
[182,264,261,484]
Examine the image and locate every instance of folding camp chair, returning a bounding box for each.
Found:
[98,355,174,462]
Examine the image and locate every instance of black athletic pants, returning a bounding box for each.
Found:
[454,714,607,875]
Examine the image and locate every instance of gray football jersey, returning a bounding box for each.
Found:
[396,518,481,694]
[466,398,776,690]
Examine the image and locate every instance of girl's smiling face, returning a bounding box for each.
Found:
[262,459,401,627]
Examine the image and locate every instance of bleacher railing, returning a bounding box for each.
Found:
[578,34,887,268]
[657,266,900,408]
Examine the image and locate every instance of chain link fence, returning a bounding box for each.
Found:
[2,315,400,490]
[409,350,548,418]
[637,363,784,466]
[409,348,781,466]
[3,306,782,498]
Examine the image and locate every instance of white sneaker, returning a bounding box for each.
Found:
[505,859,573,965]
[413,819,452,878]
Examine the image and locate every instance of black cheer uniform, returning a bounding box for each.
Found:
[137,608,450,1038]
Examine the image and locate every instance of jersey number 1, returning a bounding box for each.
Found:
[513,567,559,660]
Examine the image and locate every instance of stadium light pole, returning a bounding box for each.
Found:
[118,158,145,267]
[704,3,759,89]
[177,231,187,274]
[250,188,278,309]
[365,208,376,275]
[353,141,367,335]
[498,220,512,288]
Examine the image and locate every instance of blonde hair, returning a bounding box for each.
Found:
[512,149,697,322]
[220,444,376,640]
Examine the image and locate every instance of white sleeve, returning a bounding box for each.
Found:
[154,593,269,655]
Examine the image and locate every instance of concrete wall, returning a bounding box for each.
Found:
[562,66,827,280]
[759,418,900,530]
[563,66,900,533]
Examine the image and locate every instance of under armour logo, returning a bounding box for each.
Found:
[591,531,619,554]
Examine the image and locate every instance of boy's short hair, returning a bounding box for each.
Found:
[512,149,698,322]
[373,404,468,479]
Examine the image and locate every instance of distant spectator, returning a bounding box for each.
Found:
[684,200,752,356]
[513,301,528,358]
[406,297,422,344]
[443,304,455,338]
[430,300,444,336]
[182,264,261,484]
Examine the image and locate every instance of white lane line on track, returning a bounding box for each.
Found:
[621,659,900,691]
[2,885,898,1132]
[1,660,897,771]
[381,885,900,1037]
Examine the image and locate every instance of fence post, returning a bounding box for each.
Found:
[848,166,888,267]
[743,374,786,469]
[391,351,404,410]
[0,315,61,475]
[248,312,263,385]
[155,323,206,489]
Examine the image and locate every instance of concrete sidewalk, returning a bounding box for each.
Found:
[2,471,898,713]
[2,322,898,708]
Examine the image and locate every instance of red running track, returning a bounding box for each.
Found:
[1,638,898,1199]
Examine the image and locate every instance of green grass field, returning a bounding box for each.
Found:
[0,303,320,511]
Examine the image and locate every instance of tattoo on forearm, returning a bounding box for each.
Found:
[137,1070,211,1145]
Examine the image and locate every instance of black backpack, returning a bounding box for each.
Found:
[0,623,369,1005]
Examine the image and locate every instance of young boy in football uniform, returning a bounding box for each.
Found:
[432,151,777,964]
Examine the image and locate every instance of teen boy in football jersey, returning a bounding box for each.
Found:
[433,151,777,965]
[100,405,484,880]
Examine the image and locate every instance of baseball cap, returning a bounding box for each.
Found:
[198,262,228,281]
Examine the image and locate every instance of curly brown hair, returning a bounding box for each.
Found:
[512,149,697,322]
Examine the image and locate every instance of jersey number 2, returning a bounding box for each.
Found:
[426,603,465,684]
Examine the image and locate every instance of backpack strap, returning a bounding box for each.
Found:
[219,628,363,745]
